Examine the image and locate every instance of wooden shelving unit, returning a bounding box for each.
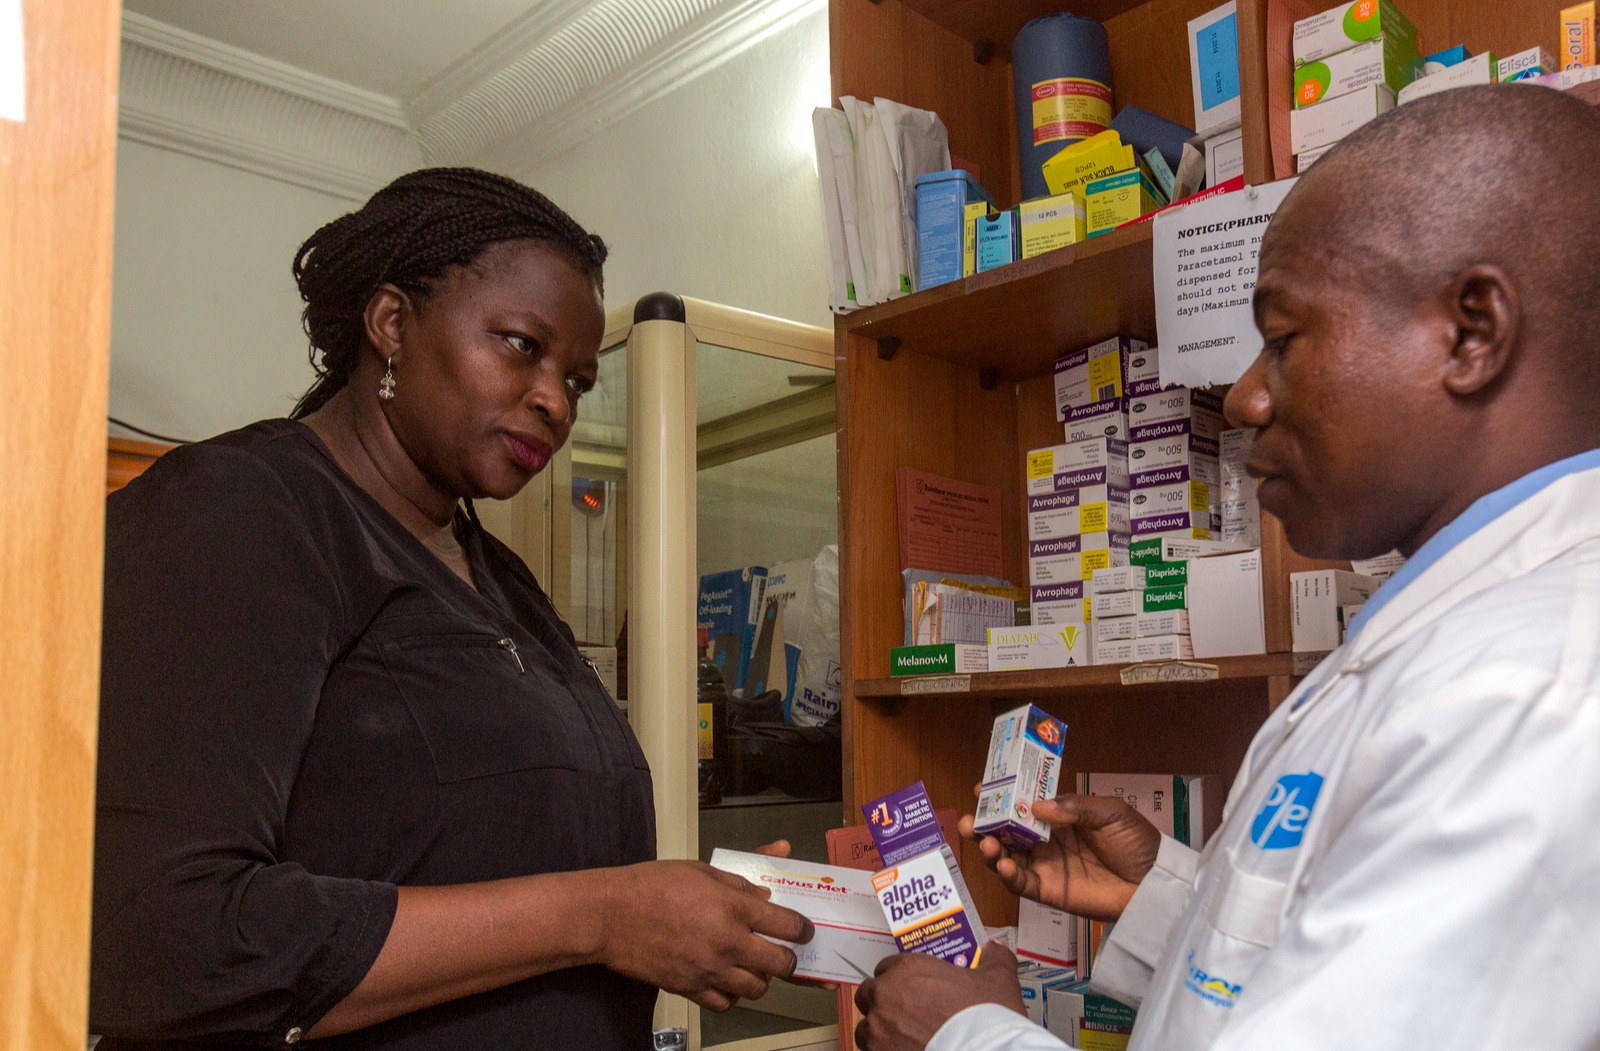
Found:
[829,0,1580,929]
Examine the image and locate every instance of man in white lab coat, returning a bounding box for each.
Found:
[853,83,1600,1051]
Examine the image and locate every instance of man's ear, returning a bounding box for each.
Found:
[363,283,410,359]
[1441,263,1519,397]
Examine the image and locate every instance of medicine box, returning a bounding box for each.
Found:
[1016,897,1079,970]
[1125,346,1165,385]
[1093,638,1137,664]
[1423,44,1468,73]
[1289,83,1395,154]
[1296,142,1336,171]
[1063,397,1130,443]
[1398,52,1497,104]
[988,622,1092,669]
[1131,429,1220,471]
[1087,564,1146,595]
[890,643,990,676]
[1136,609,1191,637]
[1028,438,1130,494]
[976,208,1020,273]
[975,704,1069,849]
[1499,46,1555,81]
[1042,130,1136,197]
[1188,2,1242,135]
[1132,511,1219,538]
[1127,384,1223,423]
[1029,533,1131,586]
[1563,3,1595,70]
[1135,634,1195,661]
[1292,569,1382,651]
[1027,486,1132,541]
[1130,481,1213,520]
[1131,535,1249,565]
[1128,406,1224,444]
[962,201,988,278]
[1054,337,1138,419]
[1031,581,1088,627]
[1019,191,1088,259]
[915,170,994,291]
[1188,548,1267,658]
[1092,615,1137,644]
[1203,123,1245,188]
[1293,0,1418,65]
[709,849,897,985]
[1092,585,1186,619]
[863,782,989,967]
[1141,560,1189,589]
[1130,454,1221,492]
[1085,170,1162,238]
[1046,980,1138,1047]
[1019,965,1082,1028]
[1293,35,1421,108]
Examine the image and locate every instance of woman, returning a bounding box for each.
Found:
[91,168,809,1049]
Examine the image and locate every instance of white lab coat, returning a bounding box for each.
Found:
[929,464,1600,1051]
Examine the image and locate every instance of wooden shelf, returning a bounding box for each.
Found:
[897,0,1153,59]
[855,652,1298,704]
[841,222,1155,383]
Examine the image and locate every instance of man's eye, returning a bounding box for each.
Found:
[503,334,536,355]
[566,375,595,397]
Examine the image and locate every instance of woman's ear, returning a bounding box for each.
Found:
[1441,263,1520,397]
[363,283,410,360]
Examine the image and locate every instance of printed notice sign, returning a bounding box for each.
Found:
[894,467,1004,578]
[1153,177,1298,388]
[1,0,23,123]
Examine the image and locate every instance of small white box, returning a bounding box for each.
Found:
[1398,52,1497,104]
[1135,634,1195,661]
[1017,898,1078,970]
[1128,406,1224,444]
[1189,549,1267,658]
[1086,565,1146,596]
[1127,386,1223,425]
[710,849,897,984]
[1027,485,1131,541]
[1126,345,1162,384]
[1204,123,1245,187]
[1130,456,1221,490]
[1131,430,1220,471]
[1132,511,1219,538]
[1130,481,1214,519]
[1296,142,1336,171]
[988,623,1092,669]
[1019,965,1082,1027]
[1499,46,1555,82]
[1093,615,1137,644]
[1029,533,1131,586]
[1091,589,1139,620]
[1092,638,1137,664]
[1289,83,1394,154]
[1052,338,1140,419]
[1292,569,1382,652]
[1135,610,1191,637]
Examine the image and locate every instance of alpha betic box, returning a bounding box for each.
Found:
[973,704,1068,850]
[863,782,987,968]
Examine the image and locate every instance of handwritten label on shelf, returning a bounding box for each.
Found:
[1153,177,1297,388]
[1118,661,1220,686]
[899,675,972,696]
[1292,652,1326,676]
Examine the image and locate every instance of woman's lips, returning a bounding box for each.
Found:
[504,432,553,473]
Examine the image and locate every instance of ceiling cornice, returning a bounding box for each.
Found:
[117,0,824,198]
[118,12,421,201]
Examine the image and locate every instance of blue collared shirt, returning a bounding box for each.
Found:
[1345,446,1600,643]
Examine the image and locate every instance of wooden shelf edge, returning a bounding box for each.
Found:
[854,651,1297,701]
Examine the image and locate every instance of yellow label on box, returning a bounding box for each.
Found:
[1080,503,1108,533]
[1043,134,1135,197]
[1081,549,1113,576]
[1563,2,1595,69]
[1085,170,1159,237]
[1018,191,1087,258]
[962,201,987,277]
[1087,354,1123,400]
[697,702,713,761]
[1027,449,1055,479]
[1031,78,1112,145]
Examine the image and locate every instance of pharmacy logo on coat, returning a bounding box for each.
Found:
[1249,771,1324,850]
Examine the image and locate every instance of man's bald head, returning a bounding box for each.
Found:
[1273,84,1600,403]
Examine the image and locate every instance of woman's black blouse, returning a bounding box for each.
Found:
[91,419,657,1049]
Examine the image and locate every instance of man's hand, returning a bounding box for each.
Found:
[853,943,1025,1051]
[960,793,1161,921]
[597,860,814,1011]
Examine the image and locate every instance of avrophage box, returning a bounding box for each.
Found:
[1027,485,1131,540]
[709,849,897,984]
[974,704,1068,850]
[1027,438,1130,494]
[863,782,987,968]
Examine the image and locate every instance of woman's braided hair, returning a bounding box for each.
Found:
[289,167,607,419]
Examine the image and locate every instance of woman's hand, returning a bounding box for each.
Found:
[597,859,814,1011]
[960,792,1161,922]
[853,943,1025,1051]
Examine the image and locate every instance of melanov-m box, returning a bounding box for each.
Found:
[974,704,1069,850]
[709,849,896,984]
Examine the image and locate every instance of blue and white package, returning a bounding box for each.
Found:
[974,705,1068,850]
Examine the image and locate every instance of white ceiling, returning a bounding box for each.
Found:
[121,0,535,98]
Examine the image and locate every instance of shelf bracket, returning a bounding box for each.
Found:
[978,366,1002,390]
[876,336,901,362]
[973,37,996,66]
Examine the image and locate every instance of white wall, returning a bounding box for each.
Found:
[108,139,352,441]
[518,7,832,329]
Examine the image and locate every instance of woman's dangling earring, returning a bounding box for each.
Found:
[378,356,396,401]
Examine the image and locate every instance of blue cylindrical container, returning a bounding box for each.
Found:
[1011,14,1113,201]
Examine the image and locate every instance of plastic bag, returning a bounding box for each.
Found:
[789,545,841,726]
